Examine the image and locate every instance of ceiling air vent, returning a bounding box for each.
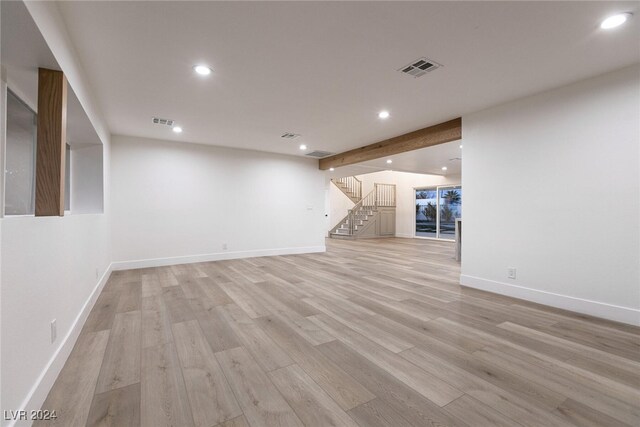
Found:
[281,132,300,139]
[398,57,442,78]
[152,117,174,126]
[306,150,334,158]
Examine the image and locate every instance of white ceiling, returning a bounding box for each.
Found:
[1,1,101,147]
[54,1,639,170]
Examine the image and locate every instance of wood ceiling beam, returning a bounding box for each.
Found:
[35,67,67,216]
[319,117,462,170]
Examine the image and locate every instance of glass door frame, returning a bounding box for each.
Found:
[413,184,461,241]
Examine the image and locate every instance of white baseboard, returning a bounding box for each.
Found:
[111,246,327,271]
[9,264,114,427]
[460,274,640,326]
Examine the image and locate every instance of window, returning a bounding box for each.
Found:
[4,90,37,215]
[415,185,462,240]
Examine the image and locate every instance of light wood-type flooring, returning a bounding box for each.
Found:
[37,238,640,427]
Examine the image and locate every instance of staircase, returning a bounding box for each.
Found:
[330,180,396,239]
[331,176,361,203]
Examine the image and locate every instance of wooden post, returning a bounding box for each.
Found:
[35,68,67,216]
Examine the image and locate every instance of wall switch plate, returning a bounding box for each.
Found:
[507,268,517,280]
[51,319,57,343]
[222,243,228,250]
[95,268,99,279]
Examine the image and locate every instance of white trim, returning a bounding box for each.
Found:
[111,246,327,271]
[460,274,640,326]
[9,264,114,427]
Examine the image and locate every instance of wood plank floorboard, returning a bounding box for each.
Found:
[38,238,640,427]
[218,303,294,372]
[443,394,523,427]
[140,342,194,427]
[86,383,141,427]
[268,364,360,427]
[34,331,110,427]
[94,311,141,394]
[255,314,376,411]
[215,347,303,427]
[347,398,416,427]
[171,320,242,426]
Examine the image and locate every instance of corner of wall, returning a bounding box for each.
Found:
[10,265,113,427]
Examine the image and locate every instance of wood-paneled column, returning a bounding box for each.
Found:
[35,67,67,216]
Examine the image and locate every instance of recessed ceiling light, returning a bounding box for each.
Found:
[193,65,212,75]
[386,159,393,164]
[441,166,448,171]
[329,167,335,172]
[299,144,307,150]
[172,126,183,133]
[601,13,632,29]
[378,110,390,119]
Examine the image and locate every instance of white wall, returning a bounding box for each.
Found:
[71,144,104,214]
[461,65,640,325]
[330,170,460,238]
[1,214,111,423]
[0,123,111,427]
[110,135,326,268]
[1,2,112,424]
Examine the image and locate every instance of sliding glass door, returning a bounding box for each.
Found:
[415,185,462,240]
[438,186,462,240]
[415,189,438,238]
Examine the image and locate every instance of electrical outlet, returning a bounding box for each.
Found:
[507,267,517,280]
[51,320,57,343]
[222,243,228,251]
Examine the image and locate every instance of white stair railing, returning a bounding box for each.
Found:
[333,176,362,200]
[375,183,396,207]
[347,189,375,234]
[329,181,396,237]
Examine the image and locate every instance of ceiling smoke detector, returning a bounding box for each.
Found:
[281,132,301,139]
[152,117,175,127]
[398,57,442,78]
[305,150,334,158]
